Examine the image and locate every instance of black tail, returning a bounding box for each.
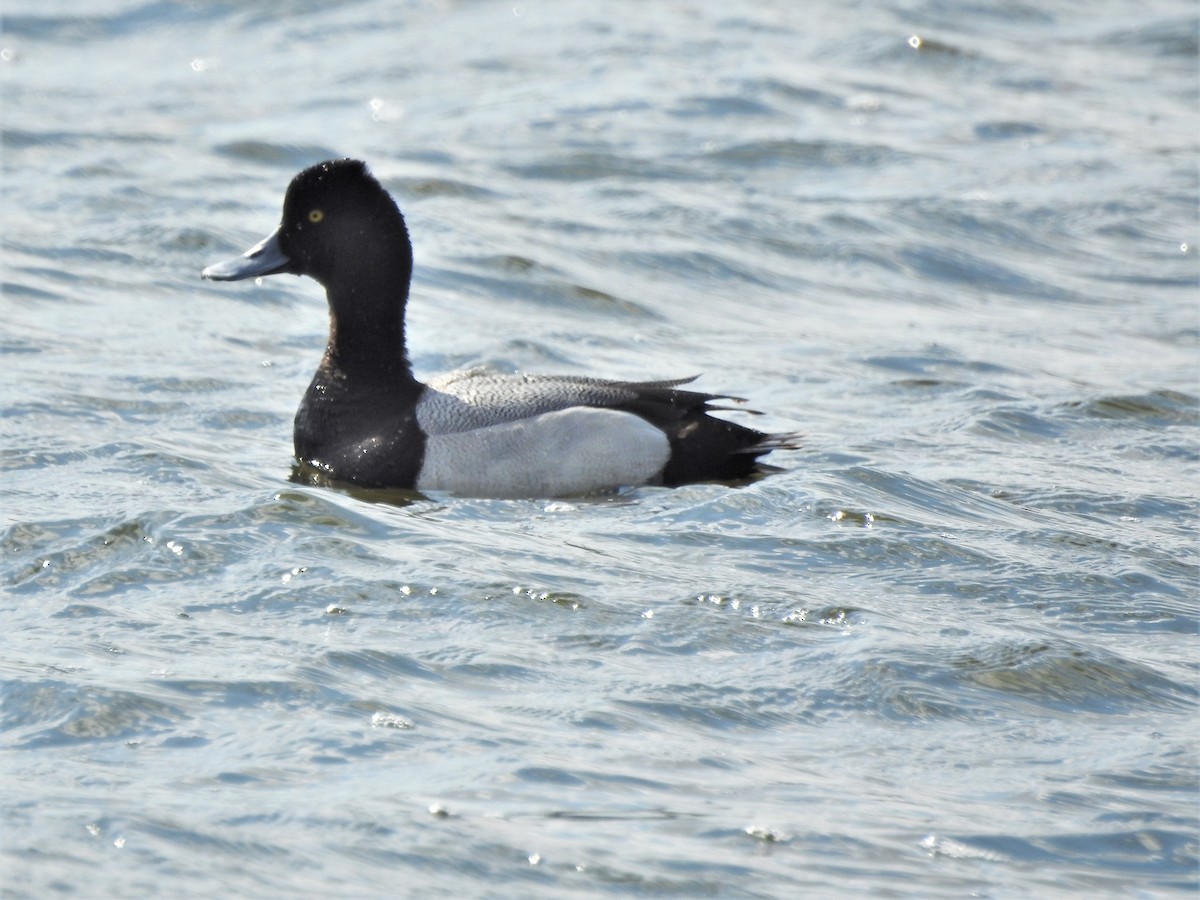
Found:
[611,377,800,486]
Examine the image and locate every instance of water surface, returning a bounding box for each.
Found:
[3,1,1198,896]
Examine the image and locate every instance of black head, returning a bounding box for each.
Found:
[277,159,411,287]
[202,159,412,291]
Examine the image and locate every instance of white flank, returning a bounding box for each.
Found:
[416,407,671,498]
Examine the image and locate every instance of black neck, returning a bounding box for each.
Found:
[322,266,416,385]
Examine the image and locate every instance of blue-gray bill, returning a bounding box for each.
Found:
[201,227,292,281]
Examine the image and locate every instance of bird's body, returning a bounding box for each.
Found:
[202,159,796,497]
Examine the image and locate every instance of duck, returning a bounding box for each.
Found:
[202,159,797,498]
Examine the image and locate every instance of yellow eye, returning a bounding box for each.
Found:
[308,209,324,223]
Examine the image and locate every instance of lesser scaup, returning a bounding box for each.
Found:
[202,159,797,497]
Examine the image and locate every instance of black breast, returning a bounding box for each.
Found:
[293,374,427,489]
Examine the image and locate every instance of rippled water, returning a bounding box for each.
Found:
[4,1,1198,896]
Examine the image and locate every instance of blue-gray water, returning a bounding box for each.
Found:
[3,1,1198,896]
